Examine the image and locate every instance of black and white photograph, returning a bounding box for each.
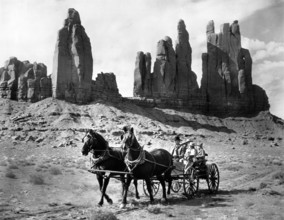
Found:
[0,0,283,219]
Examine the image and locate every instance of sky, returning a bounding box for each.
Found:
[0,0,283,119]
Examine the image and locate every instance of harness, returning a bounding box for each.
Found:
[124,145,173,175]
[124,147,145,172]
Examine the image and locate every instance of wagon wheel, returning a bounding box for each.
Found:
[143,179,160,197]
[207,163,219,194]
[171,179,181,193]
[183,168,199,198]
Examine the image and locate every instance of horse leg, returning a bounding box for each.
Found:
[133,178,140,199]
[96,174,105,206]
[145,178,154,203]
[98,174,112,206]
[120,175,132,209]
[156,175,167,203]
[120,174,126,196]
[164,169,172,195]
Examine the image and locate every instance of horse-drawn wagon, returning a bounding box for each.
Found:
[142,158,219,199]
[81,128,219,208]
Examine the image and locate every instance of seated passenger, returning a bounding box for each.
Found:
[171,135,186,162]
[183,142,197,173]
[196,143,206,164]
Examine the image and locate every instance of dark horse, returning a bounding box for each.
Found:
[121,126,173,207]
[81,129,139,206]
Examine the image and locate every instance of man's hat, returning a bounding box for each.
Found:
[174,135,181,141]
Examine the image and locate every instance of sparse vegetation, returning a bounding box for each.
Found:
[225,164,243,172]
[146,204,163,214]
[243,201,254,208]
[259,182,267,189]
[5,170,16,179]
[8,164,18,169]
[49,166,62,175]
[0,161,7,166]
[272,171,284,185]
[89,210,118,220]
[29,174,45,185]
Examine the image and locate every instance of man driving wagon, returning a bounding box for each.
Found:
[171,136,207,173]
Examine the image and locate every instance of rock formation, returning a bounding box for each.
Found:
[52,8,93,104]
[175,20,199,98]
[0,57,51,102]
[134,20,199,100]
[201,20,269,114]
[132,19,269,115]
[92,72,122,102]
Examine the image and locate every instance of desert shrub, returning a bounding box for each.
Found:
[147,205,162,214]
[38,164,49,169]
[29,174,45,185]
[259,182,267,189]
[8,164,19,169]
[243,201,254,208]
[5,170,16,179]
[0,161,7,166]
[90,210,118,220]
[35,167,42,172]
[49,166,62,175]
[272,171,284,185]
[225,164,243,172]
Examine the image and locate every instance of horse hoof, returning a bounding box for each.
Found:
[120,203,126,209]
[97,202,103,207]
[136,195,140,199]
[107,199,113,205]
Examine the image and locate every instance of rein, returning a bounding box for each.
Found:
[88,134,123,167]
[124,138,173,174]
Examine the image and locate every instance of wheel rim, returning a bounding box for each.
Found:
[183,168,199,198]
[143,180,160,197]
[207,163,219,193]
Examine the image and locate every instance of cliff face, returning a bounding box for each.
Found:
[0,57,51,102]
[52,8,93,104]
[134,20,199,100]
[133,19,269,116]
[92,72,122,102]
[201,20,269,114]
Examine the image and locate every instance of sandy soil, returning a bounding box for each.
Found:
[0,98,283,220]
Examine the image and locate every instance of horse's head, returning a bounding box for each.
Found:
[121,126,139,151]
[81,129,98,156]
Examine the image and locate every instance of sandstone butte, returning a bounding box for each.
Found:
[0,9,270,116]
[133,19,269,116]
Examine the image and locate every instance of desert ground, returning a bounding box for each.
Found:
[0,98,283,220]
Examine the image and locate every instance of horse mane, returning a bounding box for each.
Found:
[92,131,109,149]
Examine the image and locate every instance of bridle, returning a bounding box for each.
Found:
[82,132,96,153]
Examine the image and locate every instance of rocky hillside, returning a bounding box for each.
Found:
[0,98,283,151]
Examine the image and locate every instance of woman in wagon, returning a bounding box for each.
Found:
[183,142,197,173]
